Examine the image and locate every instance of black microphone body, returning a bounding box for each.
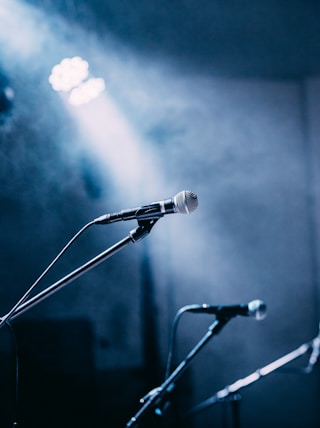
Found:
[94,190,198,224]
[186,300,267,320]
[307,328,320,370]
[97,198,176,224]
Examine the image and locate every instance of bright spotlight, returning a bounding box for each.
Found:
[69,77,105,106]
[49,56,105,105]
[49,56,89,92]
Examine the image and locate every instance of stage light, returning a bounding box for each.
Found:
[49,56,89,92]
[49,56,105,105]
[69,77,105,106]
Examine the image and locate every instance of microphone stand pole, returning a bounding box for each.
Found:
[186,336,316,425]
[125,316,232,428]
[0,219,158,324]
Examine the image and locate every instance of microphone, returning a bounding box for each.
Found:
[185,300,267,320]
[94,190,198,224]
[306,325,320,372]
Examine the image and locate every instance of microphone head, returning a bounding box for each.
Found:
[248,300,267,320]
[174,190,198,214]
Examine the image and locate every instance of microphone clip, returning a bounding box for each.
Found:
[130,218,160,242]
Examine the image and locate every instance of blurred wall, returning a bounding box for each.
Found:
[148,77,320,428]
[0,3,319,426]
[0,71,319,428]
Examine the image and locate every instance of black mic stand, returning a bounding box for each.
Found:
[125,316,233,428]
[0,218,158,324]
[0,218,159,428]
[186,332,319,427]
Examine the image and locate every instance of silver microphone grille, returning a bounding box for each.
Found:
[174,190,199,214]
[248,300,267,320]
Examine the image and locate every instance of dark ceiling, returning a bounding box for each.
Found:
[26,0,320,79]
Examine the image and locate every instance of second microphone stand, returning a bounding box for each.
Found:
[125,315,234,428]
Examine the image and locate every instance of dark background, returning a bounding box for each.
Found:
[0,1,320,427]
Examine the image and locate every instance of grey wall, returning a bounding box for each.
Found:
[146,76,320,428]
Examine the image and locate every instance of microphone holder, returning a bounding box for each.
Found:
[0,218,159,324]
[125,316,232,428]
